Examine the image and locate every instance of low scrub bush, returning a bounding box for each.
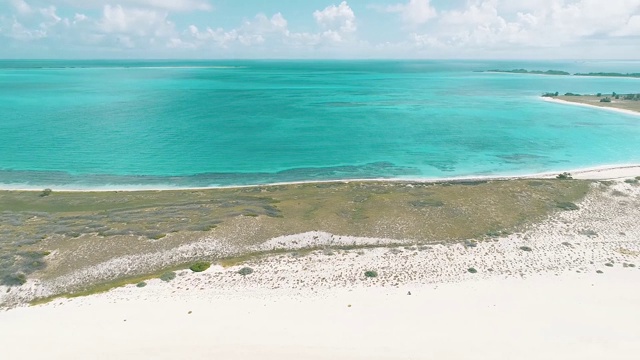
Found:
[160,271,176,282]
[136,281,147,288]
[556,202,579,211]
[2,273,27,286]
[364,270,378,278]
[39,188,52,197]
[556,172,573,180]
[238,267,254,276]
[189,261,211,272]
[519,246,533,252]
[467,267,478,274]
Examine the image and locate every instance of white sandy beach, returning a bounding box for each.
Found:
[1,176,640,359]
[542,96,640,117]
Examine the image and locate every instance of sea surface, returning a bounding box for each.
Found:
[0,60,639,189]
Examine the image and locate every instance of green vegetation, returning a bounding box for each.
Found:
[160,271,176,282]
[574,72,640,78]
[136,281,147,288]
[556,202,579,211]
[238,267,254,276]
[542,92,559,97]
[364,270,378,278]
[600,97,612,103]
[39,188,52,197]
[0,250,49,286]
[2,273,27,286]
[1,179,591,300]
[189,261,211,273]
[556,172,573,180]
[489,69,570,76]
[519,246,533,252]
[564,92,581,96]
[467,267,478,274]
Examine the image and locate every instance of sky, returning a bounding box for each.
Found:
[1,0,639,59]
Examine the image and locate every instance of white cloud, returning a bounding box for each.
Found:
[409,0,640,53]
[98,5,176,38]
[11,0,32,15]
[44,0,213,12]
[313,1,357,34]
[384,0,437,26]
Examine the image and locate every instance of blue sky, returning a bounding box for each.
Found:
[1,0,639,58]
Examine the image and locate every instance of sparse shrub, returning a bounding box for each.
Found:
[624,179,639,184]
[600,97,611,103]
[519,246,533,252]
[189,261,211,272]
[238,267,254,276]
[39,188,52,197]
[556,202,579,211]
[596,93,602,97]
[611,190,626,197]
[596,270,604,274]
[160,271,176,282]
[605,263,614,267]
[579,229,598,238]
[364,270,378,278]
[464,240,478,248]
[467,267,478,273]
[136,281,147,288]
[556,172,573,180]
[1,273,27,286]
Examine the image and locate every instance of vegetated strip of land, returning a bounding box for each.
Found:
[0,178,591,302]
[542,93,640,114]
[487,69,640,78]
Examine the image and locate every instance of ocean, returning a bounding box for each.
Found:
[0,60,639,189]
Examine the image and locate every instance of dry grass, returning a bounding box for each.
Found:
[0,179,591,287]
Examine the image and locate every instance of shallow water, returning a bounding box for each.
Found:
[1,60,639,188]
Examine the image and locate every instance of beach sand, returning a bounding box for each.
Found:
[1,270,639,360]
[542,96,640,117]
[1,176,640,359]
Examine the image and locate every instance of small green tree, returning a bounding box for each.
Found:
[190,261,211,272]
[364,270,378,278]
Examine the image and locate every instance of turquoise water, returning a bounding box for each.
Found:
[1,60,639,188]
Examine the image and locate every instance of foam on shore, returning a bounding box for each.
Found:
[0,164,639,192]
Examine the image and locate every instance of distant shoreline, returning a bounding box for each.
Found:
[486,69,640,78]
[542,96,640,116]
[0,164,639,192]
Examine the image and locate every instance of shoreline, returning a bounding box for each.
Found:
[542,96,640,117]
[0,163,639,192]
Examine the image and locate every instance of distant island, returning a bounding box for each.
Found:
[487,69,640,78]
[487,69,570,75]
[575,72,640,78]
